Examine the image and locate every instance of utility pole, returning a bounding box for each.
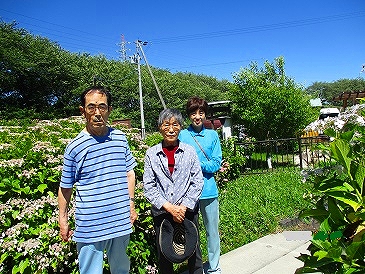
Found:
[131,39,167,140]
[135,40,167,109]
[131,51,145,140]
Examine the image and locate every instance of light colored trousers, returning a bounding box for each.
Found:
[200,198,222,274]
[76,234,130,274]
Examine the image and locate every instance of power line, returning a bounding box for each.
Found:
[0,8,113,39]
[0,16,117,53]
[2,8,364,48]
[1,8,363,82]
[147,11,365,44]
[168,58,264,70]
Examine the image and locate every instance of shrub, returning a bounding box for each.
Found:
[297,104,365,273]
[0,118,157,274]
[215,136,254,188]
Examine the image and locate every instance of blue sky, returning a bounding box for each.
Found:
[1,0,364,87]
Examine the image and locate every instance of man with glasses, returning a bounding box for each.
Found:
[58,86,137,274]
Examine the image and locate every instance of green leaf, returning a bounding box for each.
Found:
[18,258,30,273]
[343,182,355,192]
[312,239,332,250]
[327,197,346,224]
[330,139,352,178]
[354,159,365,194]
[319,217,332,233]
[21,186,30,194]
[327,191,362,211]
[313,231,328,240]
[37,184,47,193]
[340,130,355,142]
[329,231,343,241]
[355,209,365,220]
[12,210,19,220]
[314,250,328,260]
[324,128,337,138]
[346,241,364,260]
[299,209,329,219]
[327,246,342,260]
[0,252,8,264]
[12,265,19,274]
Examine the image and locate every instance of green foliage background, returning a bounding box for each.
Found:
[0,22,230,131]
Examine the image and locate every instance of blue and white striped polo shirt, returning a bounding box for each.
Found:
[60,128,136,243]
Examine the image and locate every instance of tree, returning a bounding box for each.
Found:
[0,21,230,128]
[0,22,82,117]
[230,56,315,140]
[306,78,365,107]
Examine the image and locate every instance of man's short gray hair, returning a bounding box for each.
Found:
[158,108,184,127]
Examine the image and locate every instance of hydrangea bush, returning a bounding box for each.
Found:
[303,104,365,136]
[0,117,157,274]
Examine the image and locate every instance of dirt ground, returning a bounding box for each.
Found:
[277,217,320,233]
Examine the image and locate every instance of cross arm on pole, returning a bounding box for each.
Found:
[136,40,167,109]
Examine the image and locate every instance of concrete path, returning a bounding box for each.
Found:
[181,231,312,274]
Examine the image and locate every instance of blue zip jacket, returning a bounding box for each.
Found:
[179,125,222,199]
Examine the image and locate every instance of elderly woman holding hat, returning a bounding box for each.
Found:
[143,108,204,274]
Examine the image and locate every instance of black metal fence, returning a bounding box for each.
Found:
[234,136,332,174]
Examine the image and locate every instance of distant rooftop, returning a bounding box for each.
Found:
[208,100,231,105]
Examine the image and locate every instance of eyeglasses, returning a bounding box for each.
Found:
[161,122,181,131]
[85,103,108,114]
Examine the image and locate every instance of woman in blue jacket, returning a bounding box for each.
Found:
[179,97,222,274]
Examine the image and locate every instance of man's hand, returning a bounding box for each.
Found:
[58,187,73,242]
[130,201,138,224]
[59,222,73,242]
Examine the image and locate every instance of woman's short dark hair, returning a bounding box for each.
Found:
[81,86,112,107]
[186,96,208,115]
[158,108,184,128]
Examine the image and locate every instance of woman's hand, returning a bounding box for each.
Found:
[163,203,187,223]
[172,205,187,223]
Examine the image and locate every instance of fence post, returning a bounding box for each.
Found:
[298,137,303,169]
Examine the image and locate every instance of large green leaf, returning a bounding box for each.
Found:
[322,184,353,193]
[318,177,347,192]
[327,197,346,224]
[330,139,352,178]
[327,191,362,211]
[299,209,329,219]
[319,217,332,234]
[354,158,365,194]
[311,239,332,251]
[346,241,364,261]
[327,246,343,261]
[314,250,328,260]
[340,130,355,142]
[37,183,47,193]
